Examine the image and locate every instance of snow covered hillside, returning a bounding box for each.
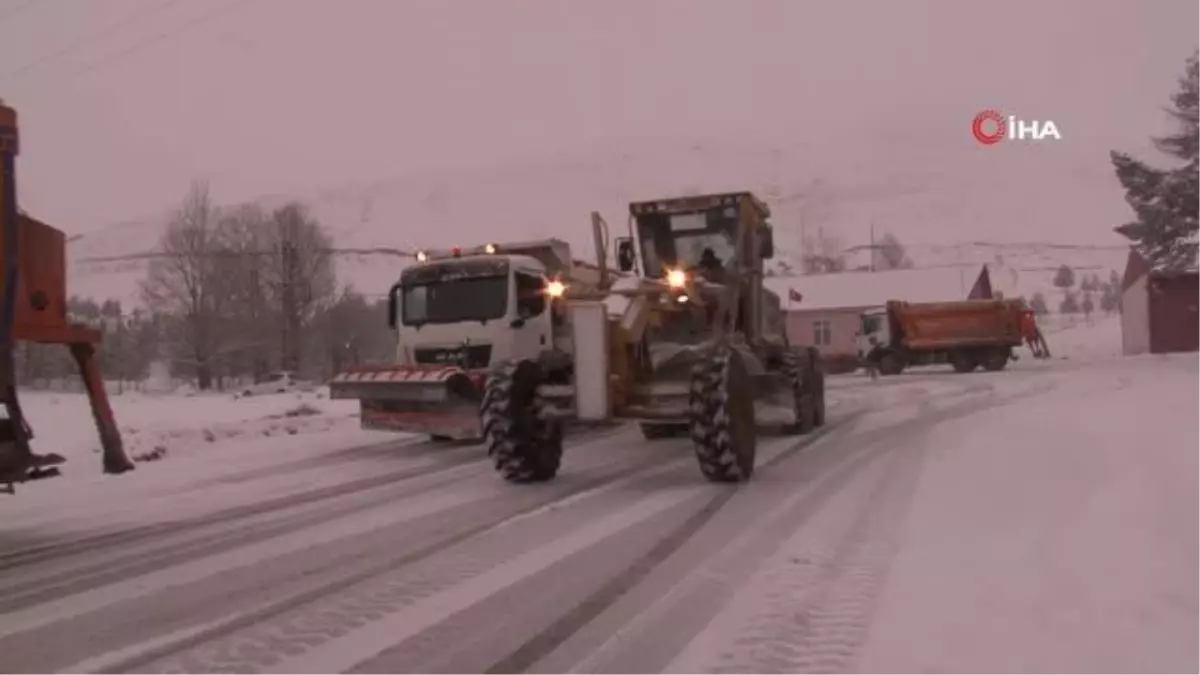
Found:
[67,135,1131,306]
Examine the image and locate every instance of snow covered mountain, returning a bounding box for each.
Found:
[66,134,1133,306]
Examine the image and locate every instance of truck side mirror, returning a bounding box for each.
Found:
[760,225,775,260]
[386,283,401,329]
[616,238,636,272]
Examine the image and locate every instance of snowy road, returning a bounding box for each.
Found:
[1,357,1196,674]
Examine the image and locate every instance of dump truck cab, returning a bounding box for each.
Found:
[856,306,890,362]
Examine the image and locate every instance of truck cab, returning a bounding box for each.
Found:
[388,250,558,371]
[856,306,890,361]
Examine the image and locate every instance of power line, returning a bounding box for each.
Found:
[9,0,253,95]
[0,0,186,85]
[68,0,253,81]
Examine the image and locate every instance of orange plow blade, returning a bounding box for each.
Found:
[329,365,486,440]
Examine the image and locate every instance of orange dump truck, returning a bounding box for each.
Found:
[857,298,1031,375]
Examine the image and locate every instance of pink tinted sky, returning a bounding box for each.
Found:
[0,0,1196,237]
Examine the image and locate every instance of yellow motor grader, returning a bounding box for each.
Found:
[481,191,827,484]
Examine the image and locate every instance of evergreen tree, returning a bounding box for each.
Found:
[1111,51,1199,270]
[1029,292,1049,315]
[1100,283,1120,314]
[1060,291,1080,314]
[1052,264,1076,290]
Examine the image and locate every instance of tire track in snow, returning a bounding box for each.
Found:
[0,446,486,611]
[664,378,1060,674]
[62,445,690,674]
[561,381,1052,674]
[1,423,627,573]
[482,417,860,675]
[688,442,923,674]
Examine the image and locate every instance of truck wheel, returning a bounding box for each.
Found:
[780,348,815,435]
[950,350,978,373]
[982,348,1010,372]
[640,423,686,440]
[878,352,904,376]
[481,360,563,483]
[689,344,757,482]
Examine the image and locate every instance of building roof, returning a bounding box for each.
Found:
[764,266,982,312]
[1122,248,1199,292]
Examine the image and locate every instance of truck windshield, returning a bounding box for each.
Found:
[402,276,508,326]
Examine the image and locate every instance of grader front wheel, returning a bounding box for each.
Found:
[481,360,563,483]
[688,345,757,483]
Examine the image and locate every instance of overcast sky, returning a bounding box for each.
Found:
[1,0,1196,237]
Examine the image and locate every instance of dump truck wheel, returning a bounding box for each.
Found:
[640,423,686,440]
[950,350,978,373]
[779,349,815,435]
[878,352,904,376]
[689,344,757,483]
[481,360,563,483]
[982,348,1010,372]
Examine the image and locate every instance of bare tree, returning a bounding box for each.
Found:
[216,203,274,381]
[802,226,847,274]
[261,203,336,373]
[877,232,914,270]
[140,181,227,390]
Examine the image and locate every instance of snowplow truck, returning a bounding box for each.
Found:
[857,298,1030,375]
[481,191,827,485]
[329,237,606,441]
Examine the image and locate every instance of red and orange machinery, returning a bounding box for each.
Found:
[0,100,134,491]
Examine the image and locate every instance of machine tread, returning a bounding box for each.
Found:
[481,360,563,483]
[688,343,756,483]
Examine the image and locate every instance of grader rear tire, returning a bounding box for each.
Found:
[688,344,757,483]
[481,360,563,483]
[780,349,816,435]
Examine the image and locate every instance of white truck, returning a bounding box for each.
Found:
[329,238,606,441]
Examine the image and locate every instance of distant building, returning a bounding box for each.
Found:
[764,266,984,367]
[1119,250,1198,355]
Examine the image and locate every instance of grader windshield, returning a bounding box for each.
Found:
[628,193,769,283]
[633,206,737,280]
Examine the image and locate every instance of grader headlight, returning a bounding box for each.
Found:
[666,268,687,289]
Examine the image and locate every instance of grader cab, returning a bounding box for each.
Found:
[0,100,134,492]
[480,191,826,484]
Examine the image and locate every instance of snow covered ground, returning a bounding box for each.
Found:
[1,316,1195,673]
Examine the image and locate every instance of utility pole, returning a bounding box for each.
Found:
[869,220,876,272]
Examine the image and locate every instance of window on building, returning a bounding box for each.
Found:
[812,319,832,346]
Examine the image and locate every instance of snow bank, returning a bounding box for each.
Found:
[16,386,377,477]
[856,355,1198,673]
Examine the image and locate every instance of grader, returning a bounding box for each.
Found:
[481,191,826,484]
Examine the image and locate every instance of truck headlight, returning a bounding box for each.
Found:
[546,280,567,298]
[666,268,687,288]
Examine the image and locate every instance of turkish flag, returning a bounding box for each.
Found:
[789,289,803,303]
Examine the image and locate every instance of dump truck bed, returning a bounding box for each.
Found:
[889,299,1023,351]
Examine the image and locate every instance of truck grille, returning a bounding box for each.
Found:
[413,344,492,369]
